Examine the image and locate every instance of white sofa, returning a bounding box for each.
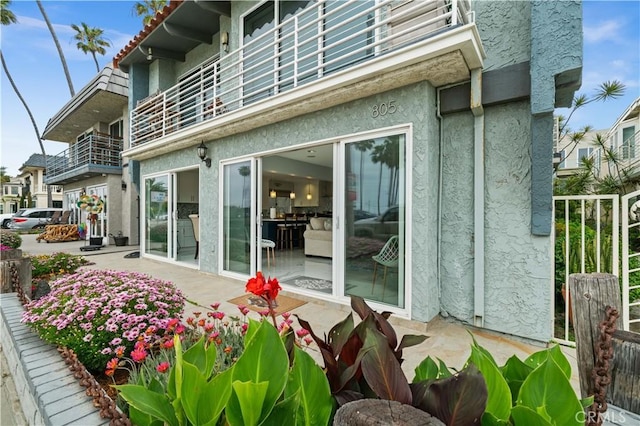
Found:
[304,217,332,258]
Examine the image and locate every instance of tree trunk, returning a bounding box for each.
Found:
[333,400,445,426]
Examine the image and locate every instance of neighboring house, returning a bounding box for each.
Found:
[42,64,135,246]
[0,178,23,214]
[554,126,607,178]
[590,97,640,183]
[16,154,64,208]
[113,0,582,342]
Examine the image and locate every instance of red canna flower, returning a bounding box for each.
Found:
[211,302,221,310]
[246,271,267,296]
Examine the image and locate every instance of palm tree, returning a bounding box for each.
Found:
[1,0,16,24]
[133,0,167,25]
[35,0,74,96]
[1,0,52,206]
[354,140,374,211]
[71,22,111,72]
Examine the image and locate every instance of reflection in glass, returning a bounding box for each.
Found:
[344,134,405,307]
[223,161,252,274]
[145,176,169,257]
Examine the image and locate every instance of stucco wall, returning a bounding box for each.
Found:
[440,101,552,341]
[140,80,441,321]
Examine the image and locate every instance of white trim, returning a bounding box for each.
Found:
[217,123,413,317]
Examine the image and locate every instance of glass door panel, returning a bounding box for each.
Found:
[223,161,253,275]
[145,175,170,257]
[343,134,406,308]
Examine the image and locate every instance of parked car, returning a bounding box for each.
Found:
[353,206,399,241]
[0,212,16,229]
[7,208,64,230]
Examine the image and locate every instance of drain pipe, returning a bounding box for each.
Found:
[470,68,485,327]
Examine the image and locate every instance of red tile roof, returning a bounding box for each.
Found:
[113,1,183,69]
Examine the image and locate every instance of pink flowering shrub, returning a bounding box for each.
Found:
[21,269,185,371]
[0,230,21,249]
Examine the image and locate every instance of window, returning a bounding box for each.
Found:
[577,148,593,167]
[558,150,566,169]
[622,126,636,160]
[109,119,123,138]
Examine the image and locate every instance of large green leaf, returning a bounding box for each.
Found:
[182,335,218,379]
[180,362,208,425]
[468,344,512,421]
[510,405,553,425]
[227,380,269,426]
[360,328,412,404]
[203,365,234,423]
[261,390,299,426]
[413,356,452,382]
[128,405,163,426]
[231,319,289,421]
[516,354,583,426]
[413,366,487,425]
[286,346,334,426]
[116,384,178,426]
[524,345,571,380]
[501,355,534,403]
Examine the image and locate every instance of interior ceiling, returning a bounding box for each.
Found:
[274,144,332,167]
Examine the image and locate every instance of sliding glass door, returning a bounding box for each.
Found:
[342,133,406,308]
[144,174,172,258]
[222,159,259,276]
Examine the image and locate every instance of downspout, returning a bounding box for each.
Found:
[470,68,485,327]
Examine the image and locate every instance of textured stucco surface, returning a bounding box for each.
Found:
[440,101,551,341]
[140,81,441,321]
[473,1,530,71]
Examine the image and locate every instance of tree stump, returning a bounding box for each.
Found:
[609,330,640,414]
[568,273,622,399]
[0,251,31,296]
[333,400,445,426]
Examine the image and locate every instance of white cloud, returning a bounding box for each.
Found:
[584,19,622,43]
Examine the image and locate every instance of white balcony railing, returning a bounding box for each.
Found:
[47,133,123,179]
[130,0,472,146]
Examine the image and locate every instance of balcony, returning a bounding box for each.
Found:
[127,0,483,155]
[45,133,123,185]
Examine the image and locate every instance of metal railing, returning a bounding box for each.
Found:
[47,134,123,179]
[131,0,472,146]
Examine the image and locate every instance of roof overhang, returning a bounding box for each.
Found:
[115,0,229,72]
[43,65,129,143]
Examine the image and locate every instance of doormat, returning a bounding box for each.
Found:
[227,294,306,315]
[282,276,332,293]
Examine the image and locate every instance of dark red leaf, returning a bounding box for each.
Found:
[413,366,487,426]
[328,313,354,355]
[350,296,373,320]
[360,328,412,405]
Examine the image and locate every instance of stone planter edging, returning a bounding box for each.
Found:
[0,293,109,425]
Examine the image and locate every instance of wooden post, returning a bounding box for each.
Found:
[609,330,640,414]
[568,273,622,399]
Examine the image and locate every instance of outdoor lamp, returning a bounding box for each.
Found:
[290,191,296,199]
[221,31,229,53]
[197,141,212,167]
[306,184,312,200]
[270,189,276,198]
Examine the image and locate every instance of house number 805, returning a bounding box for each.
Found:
[372,100,397,118]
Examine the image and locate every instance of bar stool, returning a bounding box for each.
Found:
[276,217,292,250]
[261,239,276,267]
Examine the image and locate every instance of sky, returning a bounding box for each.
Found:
[1,0,639,177]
